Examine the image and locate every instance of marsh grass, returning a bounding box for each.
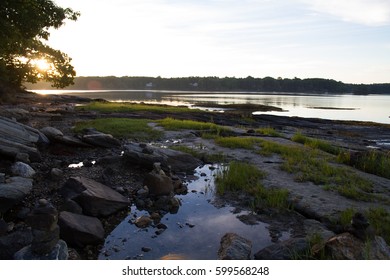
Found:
[215,161,289,209]
[338,150,390,179]
[292,133,340,155]
[214,136,259,149]
[73,118,163,141]
[171,145,226,163]
[156,118,229,139]
[77,101,199,114]
[258,139,376,201]
[256,127,282,137]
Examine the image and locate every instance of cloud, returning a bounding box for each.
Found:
[300,0,390,26]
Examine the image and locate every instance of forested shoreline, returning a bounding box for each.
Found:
[26,76,390,94]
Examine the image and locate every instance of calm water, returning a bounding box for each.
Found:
[98,165,290,260]
[34,89,390,124]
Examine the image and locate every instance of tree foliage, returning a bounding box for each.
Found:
[0,0,79,92]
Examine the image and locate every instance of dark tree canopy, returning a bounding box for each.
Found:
[0,0,79,92]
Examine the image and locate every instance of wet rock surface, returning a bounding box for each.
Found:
[218,233,252,260]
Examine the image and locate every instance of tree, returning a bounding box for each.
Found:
[0,0,79,92]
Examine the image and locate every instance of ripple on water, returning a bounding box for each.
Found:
[98,164,290,260]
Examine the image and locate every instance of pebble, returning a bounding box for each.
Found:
[142,247,152,253]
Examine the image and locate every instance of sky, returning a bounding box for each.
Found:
[48,0,390,84]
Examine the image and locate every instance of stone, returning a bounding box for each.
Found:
[0,173,5,184]
[137,186,149,198]
[0,219,7,236]
[30,226,60,255]
[50,168,64,180]
[143,171,174,196]
[40,126,64,140]
[124,143,202,173]
[0,228,32,259]
[11,162,36,178]
[14,239,68,260]
[324,232,390,260]
[0,176,33,213]
[82,133,121,148]
[135,216,152,228]
[218,233,252,260]
[61,177,129,217]
[26,202,58,231]
[15,152,30,163]
[58,211,105,247]
[303,219,335,241]
[61,199,83,214]
[254,238,309,260]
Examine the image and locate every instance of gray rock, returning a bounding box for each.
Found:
[124,143,202,173]
[134,216,152,228]
[0,137,41,162]
[303,219,335,241]
[40,126,64,140]
[143,171,174,196]
[61,199,83,214]
[58,211,105,247]
[0,219,7,236]
[82,133,121,148]
[11,161,36,178]
[254,238,309,260]
[50,168,64,180]
[0,228,32,259]
[325,232,390,260]
[61,176,129,217]
[15,152,30,163]
[0,173,5,184]
[0,177,33,213]
[14,239,68,260]
[218,233,252,260]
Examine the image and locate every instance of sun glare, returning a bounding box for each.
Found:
[33,59,50,71]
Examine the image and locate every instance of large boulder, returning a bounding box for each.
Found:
[254,238,310,260]
[82,133,121,148]
[11,162,36,178]
[325,232,390,260]
[124,143,202,173]
[0,228,32,260]
[40,126,89,147]
[58,211,104,247]
[61,177,129,217]
[143,164,174,196]
[14,239,68,260]
[0,177,33,213]
[218,233,252,260]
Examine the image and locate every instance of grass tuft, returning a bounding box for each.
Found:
[73,118,163,141]
[256,127,282,137]
[214,137,259,149]
[292,133,340,155]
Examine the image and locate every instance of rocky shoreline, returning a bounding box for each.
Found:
[1,91,390,260]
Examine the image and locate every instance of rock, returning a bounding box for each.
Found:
[50,168,64,180]
[61,177,129,217]
[58,211,105,247]
[124,143,202,173]
[324,232,390,260]
[0,137,41,162]
[134,216,152,228]
[61,199,83,214]
[0,173,5,184]
[0,228,32,259]
[137,186,149,198]
[15,152,30,163]
[143,168,174,196]
[254,238,309,260]
[82,133,121,148]
[11,161,36,178]
[14,239,68,260]
[142,247,152,252]
[0,176,33,213]
[40,126,64,140]
[218,233,252,260]
[0,219,7,236]
[303,219,335,241]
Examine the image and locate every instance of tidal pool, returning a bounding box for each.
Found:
[98,164,290,260]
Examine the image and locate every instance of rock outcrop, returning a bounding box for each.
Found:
[0,176,33,213]
[218,233,252,260]
[61,176,129,217]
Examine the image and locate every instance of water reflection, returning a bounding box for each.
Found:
[98,165,288,260]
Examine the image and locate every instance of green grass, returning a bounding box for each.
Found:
[170,145,226,163]
[157,117,230,138]
[73,118,163,141]
[214,136,259,149]
[215,161,289,209]
[258,139,377,202]
[338,150,390,179]
[292,132,340,155]
[77,101,199,114]
[256,127,282,137]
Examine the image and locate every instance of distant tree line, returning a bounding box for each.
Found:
[26,76,390,94]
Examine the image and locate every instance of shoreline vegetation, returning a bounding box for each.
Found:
[25,76,390,95]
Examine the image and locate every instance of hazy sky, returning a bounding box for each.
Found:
[48,0,390,83]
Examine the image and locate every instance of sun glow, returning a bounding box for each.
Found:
[33,59,51,71]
